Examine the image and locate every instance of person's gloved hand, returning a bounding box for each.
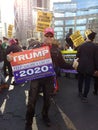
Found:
[72,58,79,70]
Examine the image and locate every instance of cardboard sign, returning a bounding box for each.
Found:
[36,10,52,32]
[7,24,13,38]
[61,50,77,64]
[61,50,77,74]
[70,30,84,47]
[10,46,55,83]
[85,29,92,38]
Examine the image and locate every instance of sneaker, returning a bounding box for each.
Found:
[81,97,88,103]
[11,81,18,85]
[93,91,97,95]
[42,116,51,127]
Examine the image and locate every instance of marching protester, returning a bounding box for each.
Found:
[6,38,22,78]
[93,42,98,95]
[76,30,97,103]
[0,39,9,91]
[2,36,9,77]
[25,27,74,130]
[65,28,74,49]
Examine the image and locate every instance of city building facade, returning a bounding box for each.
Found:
[14,0,50,44]
[53,0,98,43]
[0,8,7,39]
[14,0,33,44]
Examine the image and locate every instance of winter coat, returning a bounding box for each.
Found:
[50,44,73,71]
[28,42,73,76]
[6,43,22,55]
[0,45,4,62]
[95,44,98,70]
[76,41,96,75]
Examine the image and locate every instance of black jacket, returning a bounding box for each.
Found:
[76,41,96,75]
[50,44,73,71]
[28,43,73,75]
[0,45,5,62]
[95,44,98,70]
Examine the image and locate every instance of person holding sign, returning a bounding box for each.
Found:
[65,28,74,49]
[0,39,9,91]
[76,30,96,103]
[25,27,73,130]
[93,42,98,95]
[6,38,22,85]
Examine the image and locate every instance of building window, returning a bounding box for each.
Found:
[54,27,63,31]
[53,3,77,11]
[66,20,75,25]
[54,20,64,26]
[76,19,87,24]
[54,13,64,17]
[65,27,74,32]
[76,26,86,31]
[77,10,88,16]
[57,32,63,35]
[65,12,76,17]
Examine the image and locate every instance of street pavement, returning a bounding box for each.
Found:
[0,75,98,130]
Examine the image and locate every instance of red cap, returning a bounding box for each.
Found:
[44,27,54,36]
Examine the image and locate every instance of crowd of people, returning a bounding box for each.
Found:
[0,27,98,130]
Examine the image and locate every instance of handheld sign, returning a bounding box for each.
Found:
[7,24,14,38]
[61,50,77,74]
[10,46,55,83]
[36,10,53,32]
[85,29,92,38]
[70,30,84,47]
[61,50,77,64]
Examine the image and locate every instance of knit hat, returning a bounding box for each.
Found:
[85,29,97,41]
[9,38,17,44]
[88,31,97,41]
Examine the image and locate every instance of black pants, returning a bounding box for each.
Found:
[25,77,54,125]
[3,59,13,76]
[78,73,91,97]
[94,77,98,93]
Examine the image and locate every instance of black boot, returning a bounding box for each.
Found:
[42,115,51,127]
[93,91,97,95]
[25,124,32,130]
[25,111,33,130]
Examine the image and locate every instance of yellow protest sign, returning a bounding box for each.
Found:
[85,29,92,38]
[7,24,14,38]
[70,31,84,47]
[36,10,52,32]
